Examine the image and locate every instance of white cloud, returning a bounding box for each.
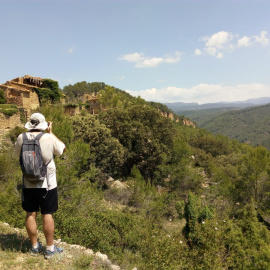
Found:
[254,30,269,46]
[197,30,269,58]
[216,52,224,59]
[203,31,234,49]
[119,51,182,68]
[195,49,202,55]
[199,31,234,58]
[126,83,270,104]
[163,51,182,63]
[205,46,217,57]
[237,36,251,47]
[137,57,164,68]
[120,52,144,63]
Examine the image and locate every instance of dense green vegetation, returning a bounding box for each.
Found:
[0,89,6,104]
[0,104,19,116]
[178,107,241,127]
[63,81,174,115]
[35,79,61,103]
[1,84,270,269]
[200,103,270,150]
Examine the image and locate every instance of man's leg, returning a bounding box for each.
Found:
[42,214,54,246]
[25,212,38,245]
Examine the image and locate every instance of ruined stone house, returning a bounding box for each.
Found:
[0,75,41,117]
[64,93,101,116]
[83,93,101,114]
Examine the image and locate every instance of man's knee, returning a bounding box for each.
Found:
[42,214,54,225]
[26,212,37,220]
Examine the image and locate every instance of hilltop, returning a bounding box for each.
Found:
[0,76,195,143]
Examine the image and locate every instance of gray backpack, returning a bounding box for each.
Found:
[19,132,47,181]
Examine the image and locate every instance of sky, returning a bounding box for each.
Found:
[1,0,270,104]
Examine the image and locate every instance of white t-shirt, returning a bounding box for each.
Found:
[15,132,66,190]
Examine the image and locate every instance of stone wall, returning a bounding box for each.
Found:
[5,88,23,106]
[64,106,81,116]
[0,76,40,115]
[0,112,22,131]
[22,89,39,112]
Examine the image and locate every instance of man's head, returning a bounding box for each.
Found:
[25,113,48,131]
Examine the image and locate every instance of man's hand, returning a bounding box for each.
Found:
[47,121,53,134]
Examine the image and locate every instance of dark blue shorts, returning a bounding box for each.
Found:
[22,187,58,214]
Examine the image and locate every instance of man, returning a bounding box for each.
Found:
[15,113,66,259]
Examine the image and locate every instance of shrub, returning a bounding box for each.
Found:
[0,104,19,116]
[0,89,6,104]
[73,254,94,269]
[38,103,73,144]
[7,126,26,143]
[175,200,185,219]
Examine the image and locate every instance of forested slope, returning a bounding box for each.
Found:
[1,83,270,269]
[200,103,270,149]
[176,107,240,127]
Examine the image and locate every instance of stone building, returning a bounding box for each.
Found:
[0,75,41,117]
[64,93,101,116]
[64,105,81,116]
[83,93,101,114]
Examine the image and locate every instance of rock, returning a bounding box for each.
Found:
[84,249,94,255]
[111,265,121,270]
[110,180,126,190]
[70,244,85,250]
[95,251,108,261]
[54,238,62,244]
[107,176,114,182]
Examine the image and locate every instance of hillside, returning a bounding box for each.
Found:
[200,103,270,149]
[165,97,270,130]
[176,107,240,127]
[1,82,270,269]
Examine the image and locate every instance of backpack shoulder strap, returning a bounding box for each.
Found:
[35,132,45,141]
[22,132,28,142]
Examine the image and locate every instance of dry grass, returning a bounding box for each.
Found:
[0,222,120,270]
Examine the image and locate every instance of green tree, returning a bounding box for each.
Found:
[38,103,73,144]
[35,78,61,103]
[63,81,106,101]
[238,146,270,204]
[72,115,126,178]
[99,105,174,180]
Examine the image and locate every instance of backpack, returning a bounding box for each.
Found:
[19,132,47,182]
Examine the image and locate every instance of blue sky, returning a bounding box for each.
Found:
[1,0,270,104]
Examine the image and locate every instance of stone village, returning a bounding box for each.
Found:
[0,75,101,134]
[0,75,195,140]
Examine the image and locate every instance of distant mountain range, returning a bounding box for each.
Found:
[164,98,270,150]
[164,97,270,112]
[200,103,270,150]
